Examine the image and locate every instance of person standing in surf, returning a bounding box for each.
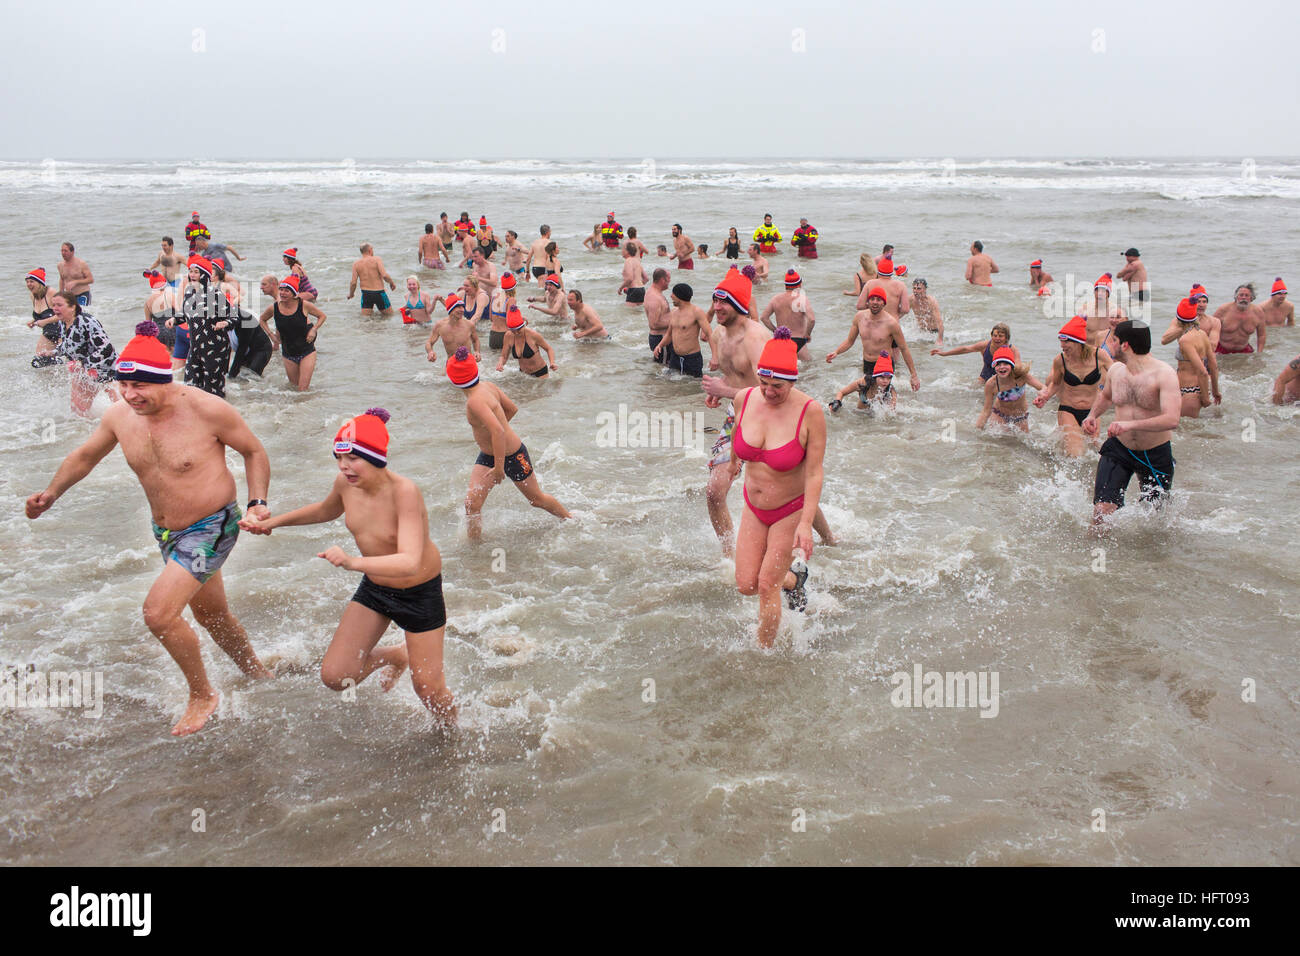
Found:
[238,408,456,727]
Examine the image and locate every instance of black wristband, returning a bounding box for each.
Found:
[247,499,267,509]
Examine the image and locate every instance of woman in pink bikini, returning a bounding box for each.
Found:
[728,327,827,647]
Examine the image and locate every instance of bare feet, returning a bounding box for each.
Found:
[172,691,219,736]
[423,692,458,728]
[378,647,410,692]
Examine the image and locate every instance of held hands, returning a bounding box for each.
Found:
[317,546,353,570]
[1032,394,1047,408]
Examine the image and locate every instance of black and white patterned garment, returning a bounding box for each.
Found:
[52,311,118,380]
[182,285,233,398]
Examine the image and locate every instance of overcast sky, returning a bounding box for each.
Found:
[4,0,1297,159]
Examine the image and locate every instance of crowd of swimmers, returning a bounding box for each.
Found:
[20,207,1298,737]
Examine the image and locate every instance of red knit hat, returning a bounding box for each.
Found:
[1176,298,1198,322]
[545,274,562,288]
[446,346,479,388]
[143,270,167,289]
[873,351,894,377]
[756,328,798,381]
[713,268,752,315]
[187,255,213,277]
[992,347,1017,367]
[1094,273,1113,292]
[282,247,298,261]
[784,269,802,288]
[506,305,526,330]
[500,273,517,291]
[1029,260,1043,269]
[866,286,887,302]
[444,294,463,314]
[876,257,895,277]
[1272,277,1287,297]
[333,408,390,468]
[279,274,301,295]
[1188,284,1208,302]
[478,216,487,226]
[115,321,174,383]
[1058,316,1088,344]
[25,267,47,285]
[893,263,908,277]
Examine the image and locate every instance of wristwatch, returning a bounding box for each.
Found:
[247,499,268,509]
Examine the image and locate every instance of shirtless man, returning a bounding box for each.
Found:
[758,270,816,360]
[643,268,673,364]
[826,289,922,392]
[857,258,910,318]
[619,243,648,304]
[1083,275,1127,348]
[436,213,457,257]
[456,231,477,268]
[670,224,696,270]
[526,274,569,321]
[1117,247,1149,308]
[57,241,94,307]
[1185,286,1221,351]
[1261,278,1294,327]
[654,283,712,377]
[1082,320,1181,531]
[569,290,607,339]
[964,240,998,287]
[418,223,447,271]
[425,294,481,364]
[469,247,499,294]
[1271,355,1300,404]
[747,244,770,283]
[147,237,186,287]
[703,271,834,554]
[525,225,553,285]
[1028,259,1054,292]
[348,243,397,316]
[445,347,570,540]
[1214,284,1267,354]
[626,226,650,258]
[502,230,529,280]
[25,324,273,735]
[910,278,944,345]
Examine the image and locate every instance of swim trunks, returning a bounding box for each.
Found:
[531,266,547,279]
[172,324,190,360]
[669,350,704,377]
[76,292,92,308]
[708,403,738,471]
[1215,343,1254,354]
[1179,386,1200,395]
[360,289,391,311]
[625,287,646,304]
[1093,437,1174,507]
[678,258,694,270]
[152,502,241,584]
[530,366,549,378]
[350,573,447,633]
[649,333,674,365]
[422,257,445,270]
[488,330,505,350]
[792,336,809,352]
[474,443,534,482]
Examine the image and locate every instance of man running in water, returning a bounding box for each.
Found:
[1082,320,1181,532]
[964,240,998,286]
[25,322,274,735]
[644,268,672,363]
[826,289,922,392]
[502,230,529,279]
[436,213,456,257]
[619,243,648,304]
[525,225,553,284]
[569,290,607,339]
[147,237,186,288]
[1213,284,1267,354]
[1260,278,1294,327]
[910,278,944,345]
[654,283,711,376]
[445,347,570,540]
[670,224,696,270]
[348,243,397,316]
[759,269,816,360]
[57,242,94,307]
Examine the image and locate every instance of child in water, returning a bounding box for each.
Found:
[976,348,1044,433]
[239,408,456,725]
[828,351,897,413]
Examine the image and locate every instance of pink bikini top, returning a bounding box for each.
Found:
[732,389,813,472]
